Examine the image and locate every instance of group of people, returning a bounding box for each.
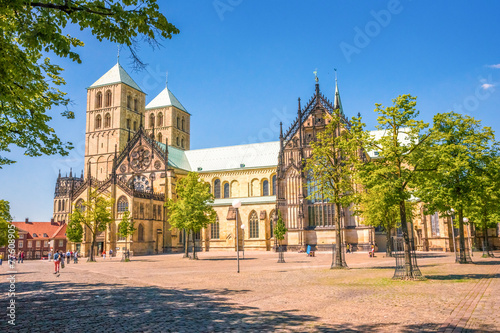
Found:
[102,249,113,259]
[0,251,26,265]
[51,250,79,275]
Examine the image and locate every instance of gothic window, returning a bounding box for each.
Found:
[138,224,144,242]
[157,132,162,143]
[211,215,220,239]
[117,196,128,213]
[249,211,259,239]
[127,95,132,109]
[431,213,440,236]
[58,200,61,212]
[179,229,184,243]
[104,113,111,128]
[126,119,131,129]
[157,113,163,127]
[181,138,184,148]
[213,179,221,199]
[95,92,102,108]
[133,121,137,131]
[176,137,179,146]
[140,203,144,219]
[194,231,201,240]
[76,199,85,212]
[182,118,185,130]
[157,205,162,220]
[62,200,65,211]
[223,183,229,198]
[95,115,102,129]
[272,175,277,195]
[105,90,112,107]
[262,179,269,196]
[134,98,138,112]
[149,113,155,128]
[177,116,180,128]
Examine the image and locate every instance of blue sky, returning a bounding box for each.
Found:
[1,0,499,221]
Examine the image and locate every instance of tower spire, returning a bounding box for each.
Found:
[334,68,343,115]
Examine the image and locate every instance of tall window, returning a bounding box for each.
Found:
[117,196,128,213]
[177,116,180,128]
[270,210,276,238]
[157,113,163,127]
[105,90,112,107]
[272,175,277,195]
[223,183,229,198]
[211,216,220,239]
[157,205,162,220]
[182,118,185,130]
[176,137,179,146]
[214,179,221,199]
[262,180,269,196]
[149,113,155,128]
[431,213,440,236]
[76,199,85,212]
[157,132,162,143]
[104,113,111,128]
[140,203,144,219]
[95,115,102,129]
[95,92,102,108]
[134,98,138,112]
[249,211,259,238]
[138,224,144,242]
[133,121,137,131]
[181,138,184,148]
[127,118,131,129]
[127,95,132,109]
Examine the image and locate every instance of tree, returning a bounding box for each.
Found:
[117,210,135,261]
[359,95,434,279]
[274,210,288,263]
[0,200,15,247]
[68,189,114,261]
[0,1,179,167]
[417,112,496,263]
[166,172,216,260]
[304,109,365,268]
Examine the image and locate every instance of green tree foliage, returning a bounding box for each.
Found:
[417,112,496,263]
[359,95,433,278]
[0,200,15,247]
[0,1,179,167]
[166,172,216,259]
[117,210,135,259]
[274,210,287,242]
[304,110,365,268]
[68,189,114,261]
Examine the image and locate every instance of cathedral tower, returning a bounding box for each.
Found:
[145,81,190,150]
[85,62,146,180]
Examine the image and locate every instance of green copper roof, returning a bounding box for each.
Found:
[89,63,143,92]
[156,142,192,171]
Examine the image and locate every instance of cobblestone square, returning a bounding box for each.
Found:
[1,251,499,332]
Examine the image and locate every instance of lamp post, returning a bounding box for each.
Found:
[240,224,245,259]
[232,199,242,273]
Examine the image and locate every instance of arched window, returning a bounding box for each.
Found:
[95,92,102,108]
[223,183,230,198]
[262,179,269,196]
[182,118,185,130]
[211,215,220,239]
[177,116,180,128]
[62,200,65,211]
[138,224,144,242]
[157,113,163,127]
[270,210,276,238]
[127,95,132,109]
[105,90,112,107]
[272,175,277,195]
[249,211,259,239]
[58,200,61,212]
[134,98,138,112]
[176,137,179,146]
[104,113,111,128]
[133,121,137,131]
[181,138,184,148]
[149,113,155,128]
[76,199,85,212]
[157,132,163,143]
[117,196,128,213]
[213,179,221,199]
[126,118,131,129]
[95,115,102,129]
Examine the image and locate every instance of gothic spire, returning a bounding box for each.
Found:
[69,168,72,178]
[334,69,344,115]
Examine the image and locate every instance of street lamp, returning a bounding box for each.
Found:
[232,199,242,273]
[240,224,245,259]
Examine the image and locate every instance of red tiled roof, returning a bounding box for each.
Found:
[11,222,67,240]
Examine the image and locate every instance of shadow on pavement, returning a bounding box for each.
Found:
[474,260,500,266]
[426,273,500,281]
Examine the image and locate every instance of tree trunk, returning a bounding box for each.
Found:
[89,233,97,262]
[332,203,346,268]
[192,229,197,260]
[183,229,189,258]
[457,208,469,263]
[386,226,392,257]
[483,219,490,257]
[399,200,413,277]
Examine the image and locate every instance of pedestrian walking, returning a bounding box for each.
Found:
[73,251,78,264]
[102,250,106,260]
[53,251,61,275]
[48,251,52,262]
[346,244,351,254]
[21,251,24,263]
[109,249,113,259]
[0,253,3,265]
[66,250,71,264]
[17,251,21,263]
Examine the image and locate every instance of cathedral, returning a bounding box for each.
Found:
[52,61,496,257]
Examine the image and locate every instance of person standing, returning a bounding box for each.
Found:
[109,249,113,260]
[53,251,61,274]
[20,251,24,263]
[48,251,52,262]
[17,251,21,263]
[73,251,78,264]
[102,250,106,260]
[0,253,3,265]
[66,250,71,264]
